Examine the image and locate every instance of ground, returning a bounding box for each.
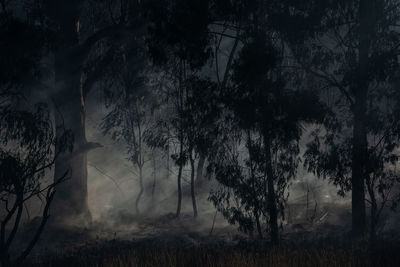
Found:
[11,212,400,267]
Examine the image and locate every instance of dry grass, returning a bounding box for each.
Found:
[29,240,400,267]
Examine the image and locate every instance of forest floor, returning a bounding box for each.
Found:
[16,212,400,267]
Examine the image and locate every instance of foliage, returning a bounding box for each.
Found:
[0,101,72,267]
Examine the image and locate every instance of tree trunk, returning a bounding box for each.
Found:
[135,164,144,214]
[350,69,367,239]
[350,0,374,239]
[52,92,92,224]
[195,154,205,188]
[255,211,263,239]
[151,156,156,210]
[370,194,377,242]
[366,176,378,242]
[265,137,279,245]
[44,0,93,226]
[190,154,198,218]
[176,164,183,218]
[176,138,183,218]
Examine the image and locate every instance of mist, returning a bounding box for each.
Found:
[2,1,400,267]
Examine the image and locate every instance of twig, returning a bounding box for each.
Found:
[88,163,124,195]
[209,209,218,236]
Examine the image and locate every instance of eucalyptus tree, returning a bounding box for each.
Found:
[100,38,154,214]
[145,0,213,217]
[275,0,400,239]
[36,0,149,224]
[208,31,325,243]
[1,0,148,224]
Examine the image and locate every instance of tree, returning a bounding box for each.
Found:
[182,77,220,218]
[207,30,325,243]
[145,0,212,218]
[0,0,137,225]
[278,0,400,239]
[101,40,154,214]
[0,10,72,266]
[0,102,72,267]
[43,0,132,224]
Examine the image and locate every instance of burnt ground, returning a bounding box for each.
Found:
[9,210,400,267]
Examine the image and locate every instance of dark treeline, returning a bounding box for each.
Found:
[1,0,400,266]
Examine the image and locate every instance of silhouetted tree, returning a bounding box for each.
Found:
[101,42,154,214]
[0,102,72,267]
[41,0,146,224]
[278,0,400,239]
[145,0,212,218]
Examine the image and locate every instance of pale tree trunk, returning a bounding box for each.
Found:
[49,1,92,225]
[47,0,135,225]
[52,86,92,224]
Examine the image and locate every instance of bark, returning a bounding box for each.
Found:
[135,164,144,214]
[366,176,379,242]
[151,157,156,209]
[176,62,184,218]
[350,0,374,239]
[45,0,93,225]
[176,121,184,217]
[176,165,183,218]
[176,143,183,218]
[47,1,123,225]
[51,64,92,225]
[15,189,55,266]
[255,211,263,239]
[265,137,279,245]
[0,192,23,267]
[190,154,198,218]
[195,154,205,188]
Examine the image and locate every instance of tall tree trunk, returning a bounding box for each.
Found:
[255,211,263,239]
[135,164,144,214]
[151,156,156,210]
[176,138,183,218]
[49,1,92,225]
[176,62,184,218]
[368,182,377,242]
[350,0,374,239]
[190,153,198,218]
[52,87,92,224]
[265,137,279,245]
[176,165,183,218]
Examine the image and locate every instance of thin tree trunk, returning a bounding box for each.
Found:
[176,60,184,218]
[265,137,279,245]
[195,154,205,188]
[366,177,377,242]
[176,165,183,218]
[176,139,183,218]
[136,164,144,214]
[190,153,198,218]
[255,211,263,239]
[209,209,218,236]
